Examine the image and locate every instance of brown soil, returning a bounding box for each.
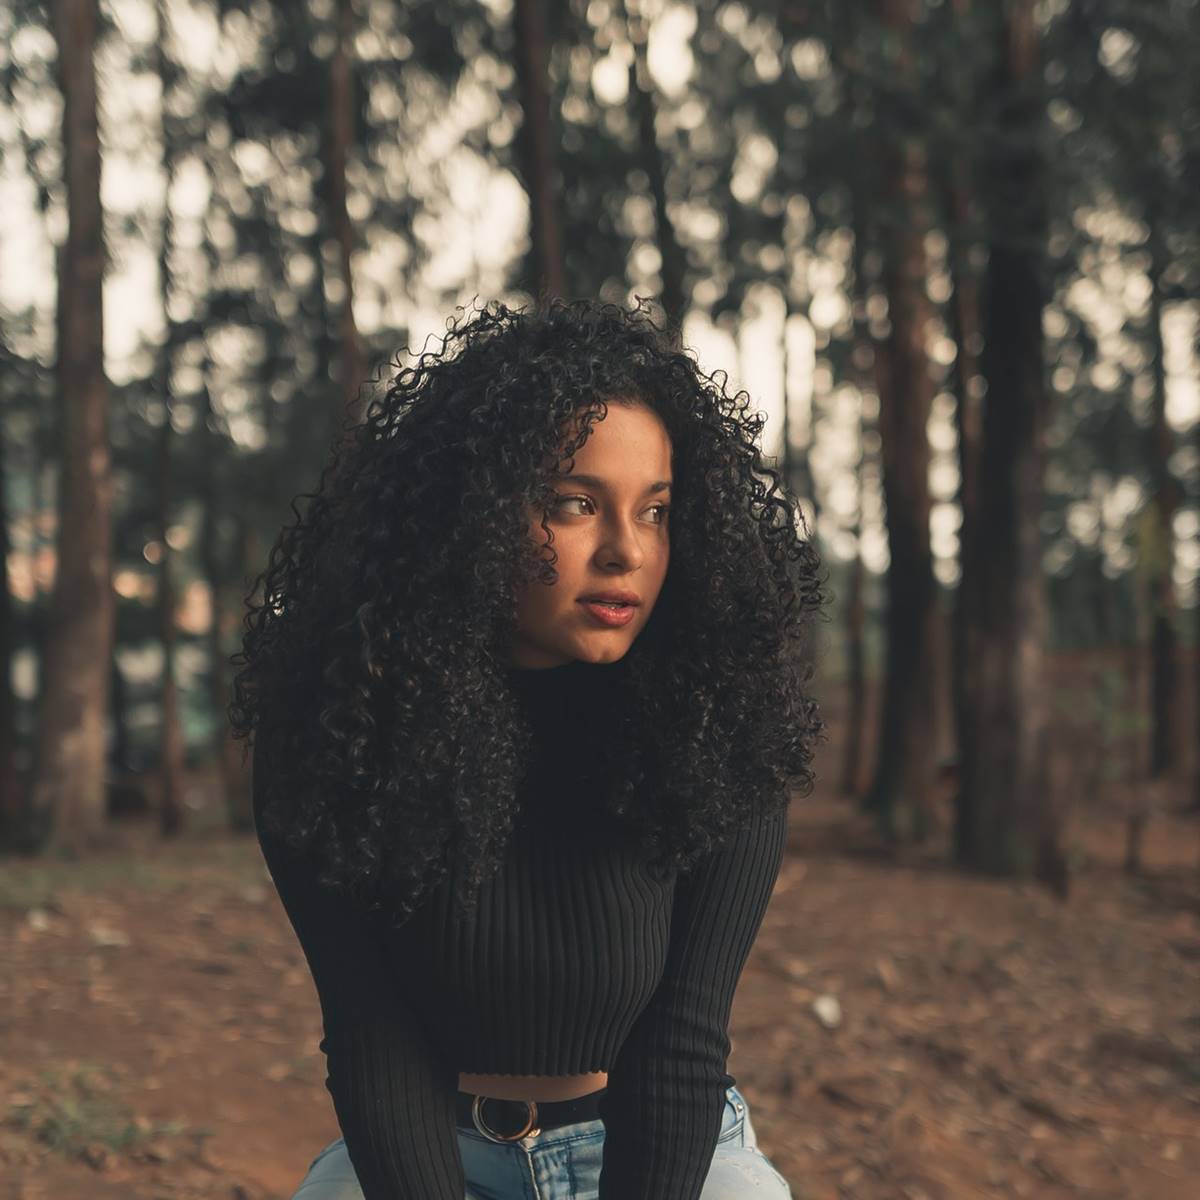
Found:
[2,768,1198,1199]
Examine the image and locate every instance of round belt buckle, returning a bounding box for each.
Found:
[471,1095,540,1143]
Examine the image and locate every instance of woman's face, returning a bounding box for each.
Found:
[508,401,673,669]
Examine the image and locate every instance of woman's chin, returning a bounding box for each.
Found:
[570,638,634,665]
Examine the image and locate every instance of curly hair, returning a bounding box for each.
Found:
[230,296,828,929]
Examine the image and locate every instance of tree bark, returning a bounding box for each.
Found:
[840,458,868,800]
[862,0,939,842]
[781,298,820,531]
[0,388,19,836]
[512,0,567,299]
[224,510,257,830]
[189,143,253,829]
[24,0,114,854]
[325,0,367,426]
[940,0,988,854]
[625,2,686,329]
[1144,219,1179,781]
[154,0,186,838]
[956,0,1063,889]
[840,236,875,801]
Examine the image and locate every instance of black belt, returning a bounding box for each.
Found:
[455,1087,607,1143]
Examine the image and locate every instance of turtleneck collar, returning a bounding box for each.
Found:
[503,656,625,694]
[504,657,628,828]
[503,655,629,748]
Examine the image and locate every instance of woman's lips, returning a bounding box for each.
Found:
[578,600,637,627]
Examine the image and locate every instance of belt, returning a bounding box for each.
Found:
[455,1086,607,1144]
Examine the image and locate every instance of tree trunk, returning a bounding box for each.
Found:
[108,653,135,776]
[24,0,114,855]
[325,0,367,426]
[840,463,868,800]
[1144,221,1179,781]
[31,330,58,676]
[304,212,340,456]
[956,0,1063,889]
[1195,427,1200,814]
[941,0,988,855]
[512,0,567,299]
[154,411,185,837]
[155,0,186,838]
[193,142,253,830]
[840,236,873,802]
[0,393,20,837]
[626,2,686,330]
[781,299,820,531]
[863,0,939,842]
[1196,377,1200,813]
[224,510,257,830]
[197,363,252,832]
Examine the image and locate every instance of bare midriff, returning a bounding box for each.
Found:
[457,1070,609,1101]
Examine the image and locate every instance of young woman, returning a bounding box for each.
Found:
[230,297,825,1199]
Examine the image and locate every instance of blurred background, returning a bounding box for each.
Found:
[2,1,1199,1197]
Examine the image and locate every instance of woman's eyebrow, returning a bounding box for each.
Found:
[553,472,672,494]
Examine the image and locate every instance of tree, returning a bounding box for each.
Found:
[325,0,367,425]
[955,0,1064,889]
[623,0,686,328]
[512,0,567,298]
[23,0,114,854]
[0,337,19,829]
[153,0,186,838]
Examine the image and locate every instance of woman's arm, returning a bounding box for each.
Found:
[252,740,466,1200]
[596,804,789,1200]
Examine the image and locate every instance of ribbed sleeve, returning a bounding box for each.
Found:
[252,741,466,1200]
[595,805,789,1200]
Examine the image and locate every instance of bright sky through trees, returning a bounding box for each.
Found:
[1,0,1196,600]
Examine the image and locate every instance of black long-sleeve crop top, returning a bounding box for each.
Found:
[253,656,789,1200]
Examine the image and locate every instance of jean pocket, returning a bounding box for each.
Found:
[715,1088,745,1145]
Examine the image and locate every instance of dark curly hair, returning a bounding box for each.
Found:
[229,296,827,929]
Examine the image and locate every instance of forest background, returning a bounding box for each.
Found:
[1,0,1199,1197]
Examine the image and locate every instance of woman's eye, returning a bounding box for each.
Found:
[552,495,671,524]
[552,495,594,515]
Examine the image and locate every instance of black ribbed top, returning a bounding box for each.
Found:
[253,658,788,1200]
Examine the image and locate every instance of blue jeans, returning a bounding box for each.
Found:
[292,1083,792,1198]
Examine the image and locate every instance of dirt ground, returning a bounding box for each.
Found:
[2,753,1198,1199]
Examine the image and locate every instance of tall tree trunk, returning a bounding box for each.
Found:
[155,407,185,837]
[625,1,686,330]
[781,300,820,531]
[195,140,252,831]
[0,390,19,836]
[325,0,366,426]
[512,0,567,299]
[941,0,988,847]
[956,0,1063,891]
[225,509,258,829]
[840,436,868,799]
[197,369,252,832]
[863,0,939,842]
[24,0,114,854]
[26,251,66,761]
[840,221,875,800]
[108,654,134,774]
[1144,219,1179,781]
[1195,383,1200,814]
[155,0,185,838]
[304,214,340,456]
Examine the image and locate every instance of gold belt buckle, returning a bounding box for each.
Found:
[471,1095,540,1143]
